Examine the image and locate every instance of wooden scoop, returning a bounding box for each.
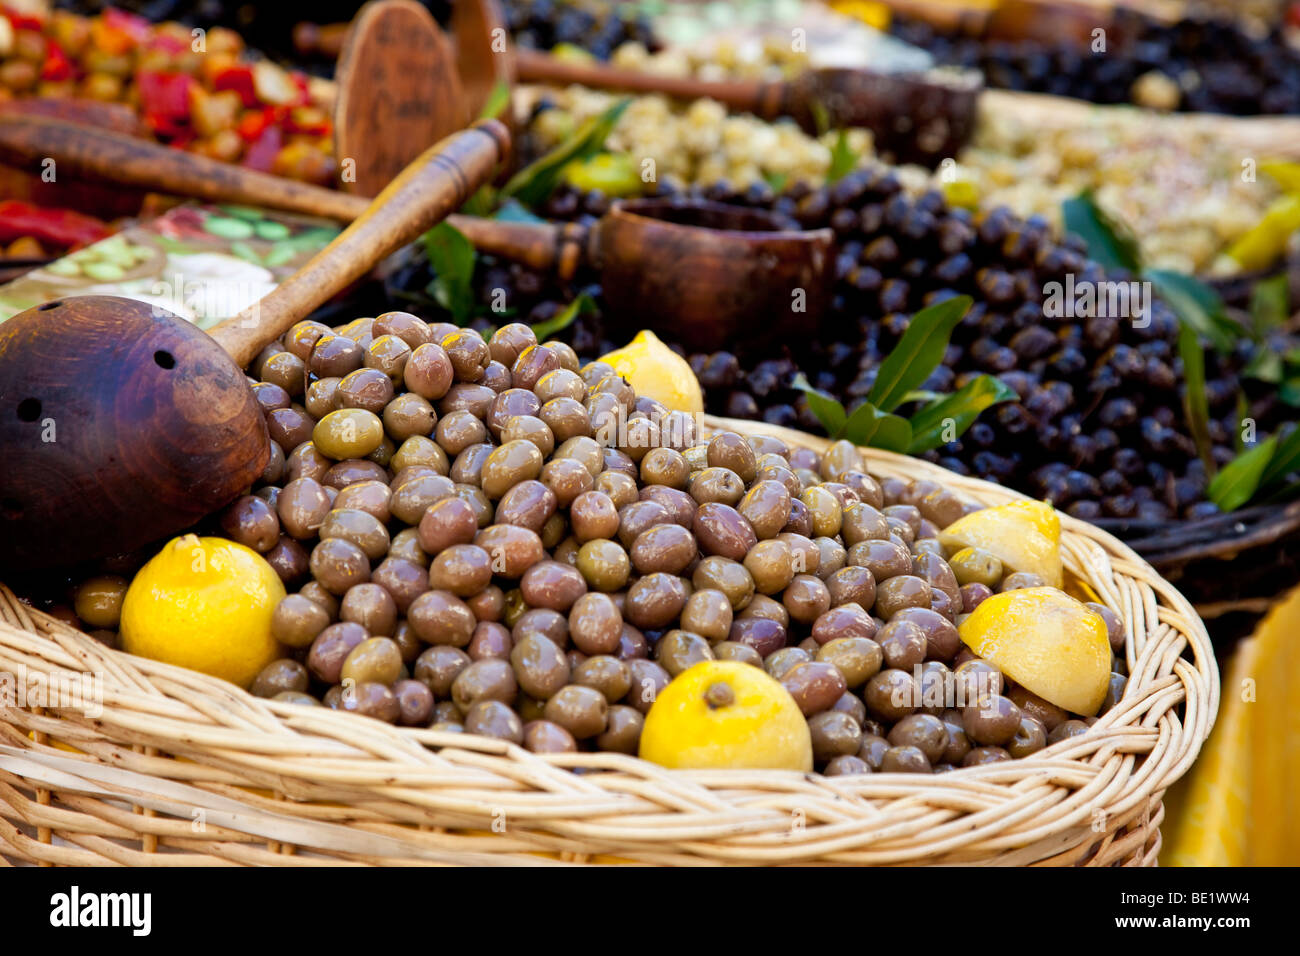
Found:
[0,115,830,352]
[454,198,834,352]
[506,36,981,168]
[0,119,510,572]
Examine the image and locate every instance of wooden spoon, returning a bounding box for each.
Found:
[0,119,510,572]
[0,115,831,352]
[328,2,832,344]
[332,0,470,197]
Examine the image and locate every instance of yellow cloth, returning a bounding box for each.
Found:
[1162,585,1300,865]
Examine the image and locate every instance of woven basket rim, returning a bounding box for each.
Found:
[0,416,1219,865]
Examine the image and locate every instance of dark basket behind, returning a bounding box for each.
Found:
[1095,501,1300,648]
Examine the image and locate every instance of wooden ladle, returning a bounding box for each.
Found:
[0,119,510,572]
[0,115,832,353]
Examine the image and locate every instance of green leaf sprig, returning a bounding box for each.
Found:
[1061,190,1141,274]
[1242,274,1300,405]
[826,129,861,185]
[1209,425,1300,512]
[531,293,596,342]
[1177,323,1214,475]
[478,81,512,122]
[422,221,476,325]
[1064,191,1245,352]
[500,98,632,208]
[792,295,1013,454]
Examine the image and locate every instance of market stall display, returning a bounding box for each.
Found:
[0,202,341,323]
[891,7,1300,115]
[511,37,980,167]
[524,87,874,189]
[529,176,1297,526]
[0,6,335,182]
[948,105,1282,275]
[11,0,1300,869]
[501,0,660,58]
[511,16,1297,274]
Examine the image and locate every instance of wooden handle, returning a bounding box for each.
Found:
[983,0,1113,44]
[513,47,786,117]
[209,119,510,368]
[0,112,587,273]
[0,97,145,135]
[876,0,995,33]
[446,214,589,277]
[0,115,370,222]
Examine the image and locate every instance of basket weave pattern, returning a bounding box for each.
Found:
[0,418,1217,865]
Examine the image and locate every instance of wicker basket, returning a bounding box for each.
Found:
[0,416,1216,866]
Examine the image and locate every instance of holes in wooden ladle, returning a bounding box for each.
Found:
[37,301,60,311]
[154,350,176,369]
[16,398,41,422]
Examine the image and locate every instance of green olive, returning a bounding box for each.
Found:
[480,440,545,498]
[391,435,449,474]
[948,547,1004,588]
[340,636,403,686]
[800,485,843,538]
[575,538,631,592]
[74,575,129,629]
[312,408,385,461]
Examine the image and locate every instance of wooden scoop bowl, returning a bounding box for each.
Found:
[0,120,510,572]
[333,0,472,198]
[453,198,834,352]
[0,115,830,353]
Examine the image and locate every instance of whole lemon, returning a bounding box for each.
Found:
[958,587,1111,716]
[639,661,813,771]
[120,534,285,689]
[600,329,705,415]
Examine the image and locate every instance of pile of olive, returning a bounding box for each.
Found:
[104,311,1128,774]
